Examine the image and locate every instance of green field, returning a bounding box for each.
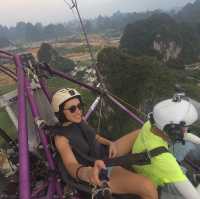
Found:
[0,84,16,95]
[0,111,16,145]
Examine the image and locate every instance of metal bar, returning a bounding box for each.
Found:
[0,64,16,76]
[0,127,14,144]
[39,78,51,102]
[46,178,54,199]
[0,90,17,108]
[55,177,63,198]
[41,64,101,94]
[5,105,18,129]
[73,0,95,63]
[184,158,200,171]
[14,54,31,199]
[85,96,101,120]
[0,49,13,57]
[25,78,63,198]
[71,0,104,85]
[41,65,144,123]
[0,54,13,60]
[107,94,144,124]
[0,67,17,81]
[31,181,48,198]
[25,78,55,168]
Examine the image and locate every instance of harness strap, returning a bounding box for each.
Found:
[104,146,169,167]
[149,146,169,158]
[71,144,169,167]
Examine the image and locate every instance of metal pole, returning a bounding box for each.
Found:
[0,64,16,76]
[107,94,144,125]
[85,96,101,120]
[41,65,144,123]
[25,78,55,168]
[70,0,104,85]
[5,105,18,129]
[39,78,51,102]
[0,67,17,81]
[42,65,101,94]
[0,49,13,57]
[25,78,63,198]
[15,54,31,199]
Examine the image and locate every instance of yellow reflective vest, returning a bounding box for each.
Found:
[132,121,187,186]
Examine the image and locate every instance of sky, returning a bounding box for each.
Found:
[0,0,196,27]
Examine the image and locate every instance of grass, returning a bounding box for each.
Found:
[0,84,16,95]
[47,76,82,92]
[56,45,101,56]
[0,84,17,145]
[0,110,16,146]
[47,77,96,106]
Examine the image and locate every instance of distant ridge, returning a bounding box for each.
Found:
[120,13,200,67]
[175,0,200,23]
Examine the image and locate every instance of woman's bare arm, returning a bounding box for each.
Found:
[54,135,91,182]
[114,129,140,156]
[96,134,112,145]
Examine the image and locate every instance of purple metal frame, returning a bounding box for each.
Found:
[0,50,144,199]
[25,77,63,198]
[39,64,144,123]
[15,54,31,198]
[0,51,63,199]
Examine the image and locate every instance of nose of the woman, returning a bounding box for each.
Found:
[76,107,82,115]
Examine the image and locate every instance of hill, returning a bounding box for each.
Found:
[0,37,11,48]
[120,13,200,68]
[175,0,200,23]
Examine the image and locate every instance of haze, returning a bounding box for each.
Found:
[0,0,195,27]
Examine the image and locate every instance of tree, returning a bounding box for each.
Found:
[37,43,75,73]
[43,24,57,40]
[97,47,176,109]
[120,13,200,67]
[37,43,56,63]
[0,37,10,48]
[96,47,177,137]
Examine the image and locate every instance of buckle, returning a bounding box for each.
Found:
[142,150,151,164]
[134,150,151,165]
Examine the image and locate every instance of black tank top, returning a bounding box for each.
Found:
[53,121,100,165]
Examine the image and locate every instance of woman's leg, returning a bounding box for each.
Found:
[109,166,158,199]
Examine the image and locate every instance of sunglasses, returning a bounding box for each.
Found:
[64,103,83,113]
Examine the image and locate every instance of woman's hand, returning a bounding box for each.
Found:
[108,141,118,158]
[88,160,106,186]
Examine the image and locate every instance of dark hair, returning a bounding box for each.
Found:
[55,103,67,124]
[55,96,83,124]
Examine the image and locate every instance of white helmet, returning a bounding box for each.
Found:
[153,98,198,131]
[51,88,81,113]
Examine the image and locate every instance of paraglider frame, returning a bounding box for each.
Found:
[0,49,143,199]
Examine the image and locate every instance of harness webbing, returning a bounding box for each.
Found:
[70,144,169,167]
[104,146,169,167]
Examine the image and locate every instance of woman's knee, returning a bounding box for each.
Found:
[110,167,158,199]
[123,173,158,199]
[139,177,158,199]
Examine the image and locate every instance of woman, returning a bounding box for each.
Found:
[115,95,200,199]
[51,88,158,199]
